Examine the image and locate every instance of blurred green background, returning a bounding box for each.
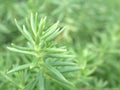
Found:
[0,0,120,89]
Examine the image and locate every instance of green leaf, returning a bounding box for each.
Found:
[23,25,34,44]
[46,27,64,41]
[44,64,75,90]
[15,19,23,33]
[26,17,36,39]
[7,47,36,56]
[59,67,81,73]
[35,13,39,31]
[35,17,46,45]
[7,63,34,74]
[11,43,34,51]
[41,21,59,39]
[30,13,36,36]
[52,62,76,66]
[47,53,75,58]
[15,19,34,44]
[43,48,66,53]
[37,17,46,36]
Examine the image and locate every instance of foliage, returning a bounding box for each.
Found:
[0,0,120,90]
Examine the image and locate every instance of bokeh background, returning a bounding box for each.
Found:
[0,0,120,89]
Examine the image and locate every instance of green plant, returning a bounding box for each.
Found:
[1,0,120,89]
[6,13,80,90]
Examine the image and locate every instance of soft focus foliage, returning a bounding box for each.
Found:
[0,0,120,90]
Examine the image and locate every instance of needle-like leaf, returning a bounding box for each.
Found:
[7,63,34,74]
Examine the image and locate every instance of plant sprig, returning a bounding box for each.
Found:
[7,13,79,90]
